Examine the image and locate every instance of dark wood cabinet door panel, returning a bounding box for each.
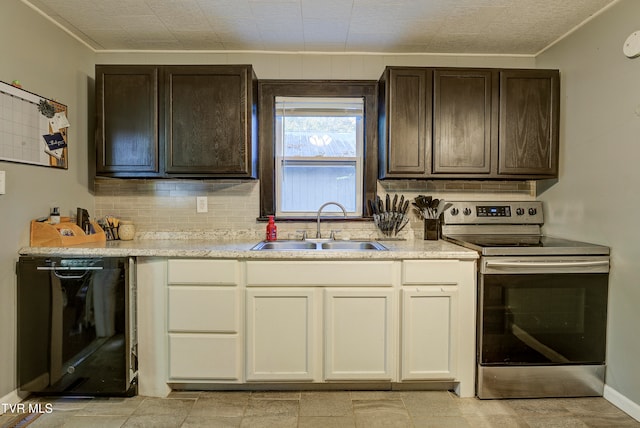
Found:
[379,66,559,181]
[95,64,257,178]
[380,68,432,177]
[499,70,559,176]
[96,66,159,175]
[433,69,497,174]
[164,66,255,176]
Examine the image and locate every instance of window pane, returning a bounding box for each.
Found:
[280,164,356,213]
[275,96,364,217]
[283,117,357,158]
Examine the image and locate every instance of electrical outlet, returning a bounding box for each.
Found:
[0,171,5,195]
[196,196,208,213]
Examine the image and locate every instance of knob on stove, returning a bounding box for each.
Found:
[528,208,537,215]
[463,208,472,216]
[516,208,525,216]
[450,208,459,216]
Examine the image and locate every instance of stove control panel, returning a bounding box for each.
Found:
[443,201,543,225]
[477,205,511,217]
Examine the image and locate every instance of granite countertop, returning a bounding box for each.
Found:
[19,238,478,260]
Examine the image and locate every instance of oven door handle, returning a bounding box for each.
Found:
[485,260,609,268]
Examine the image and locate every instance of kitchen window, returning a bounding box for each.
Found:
[275,96,364,217]
[258,81,378,219]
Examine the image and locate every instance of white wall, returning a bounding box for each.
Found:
[536,0,640,411]
[0,0,95,399]
[95,51,534,80]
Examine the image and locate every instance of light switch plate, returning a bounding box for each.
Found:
[196,196,208,213]
[0,171,5,194]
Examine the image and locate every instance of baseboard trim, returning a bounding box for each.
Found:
[168,381,456,393]
[604,385,640,422]
[0,389,22,415]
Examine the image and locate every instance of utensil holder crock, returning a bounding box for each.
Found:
[424,218,440,240]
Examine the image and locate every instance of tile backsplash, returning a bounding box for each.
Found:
[94,178,535,240]
[94,178,261,238]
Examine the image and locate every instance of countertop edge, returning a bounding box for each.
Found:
[18,239,479,260]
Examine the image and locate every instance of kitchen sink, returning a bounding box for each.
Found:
[251,240,387,251]
[251,241,318,250]
[320,241,387,250]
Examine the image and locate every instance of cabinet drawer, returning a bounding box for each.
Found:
[402,260,460,285]
[246,261,395,286]
[168,286,239,332]
[168,259,239,285]
[168,334,240,380]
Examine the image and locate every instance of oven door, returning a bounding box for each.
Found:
[477,256,609,398]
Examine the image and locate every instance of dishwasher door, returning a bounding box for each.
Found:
[17,256,137,396]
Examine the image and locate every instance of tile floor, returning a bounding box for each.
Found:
[1,390,638,428]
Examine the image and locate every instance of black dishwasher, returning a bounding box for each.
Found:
[17,257,137,396]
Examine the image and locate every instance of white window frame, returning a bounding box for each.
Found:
[274,96,364,218]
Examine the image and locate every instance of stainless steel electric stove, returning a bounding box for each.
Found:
[441,201,610,399]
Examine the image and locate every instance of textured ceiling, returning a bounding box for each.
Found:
[23,0,617,54]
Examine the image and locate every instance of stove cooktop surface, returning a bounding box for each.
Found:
[441,201,610,256]
[444,234,610,256]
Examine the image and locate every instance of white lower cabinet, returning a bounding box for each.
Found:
[168,286,238,332]
[245,287,395,382]
[168,334,240,380]
[166,259,242,382]
[245,288,318,381]
[401,287,458,380]
[157,258,475,396]
[244,261,397,383]
[324,289,395,380]
[399,259,476,397]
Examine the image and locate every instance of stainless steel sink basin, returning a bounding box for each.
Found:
[320,241,387,250]
[251,241,318,250]
[250,240,387,251]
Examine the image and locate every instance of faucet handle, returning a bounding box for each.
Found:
[329,230,342,240]
[296,230,308,240]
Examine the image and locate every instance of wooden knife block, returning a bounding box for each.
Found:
[30,217,106,247]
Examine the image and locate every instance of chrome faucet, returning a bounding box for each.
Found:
[316,202,347,239]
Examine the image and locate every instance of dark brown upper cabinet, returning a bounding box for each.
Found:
[164,65,257,177]
[378,67,432,178]
[96,65,160,177]
[499,69,559,176]
[378,66,560,180]
[95,64,257,179]
[433,68,498,176]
